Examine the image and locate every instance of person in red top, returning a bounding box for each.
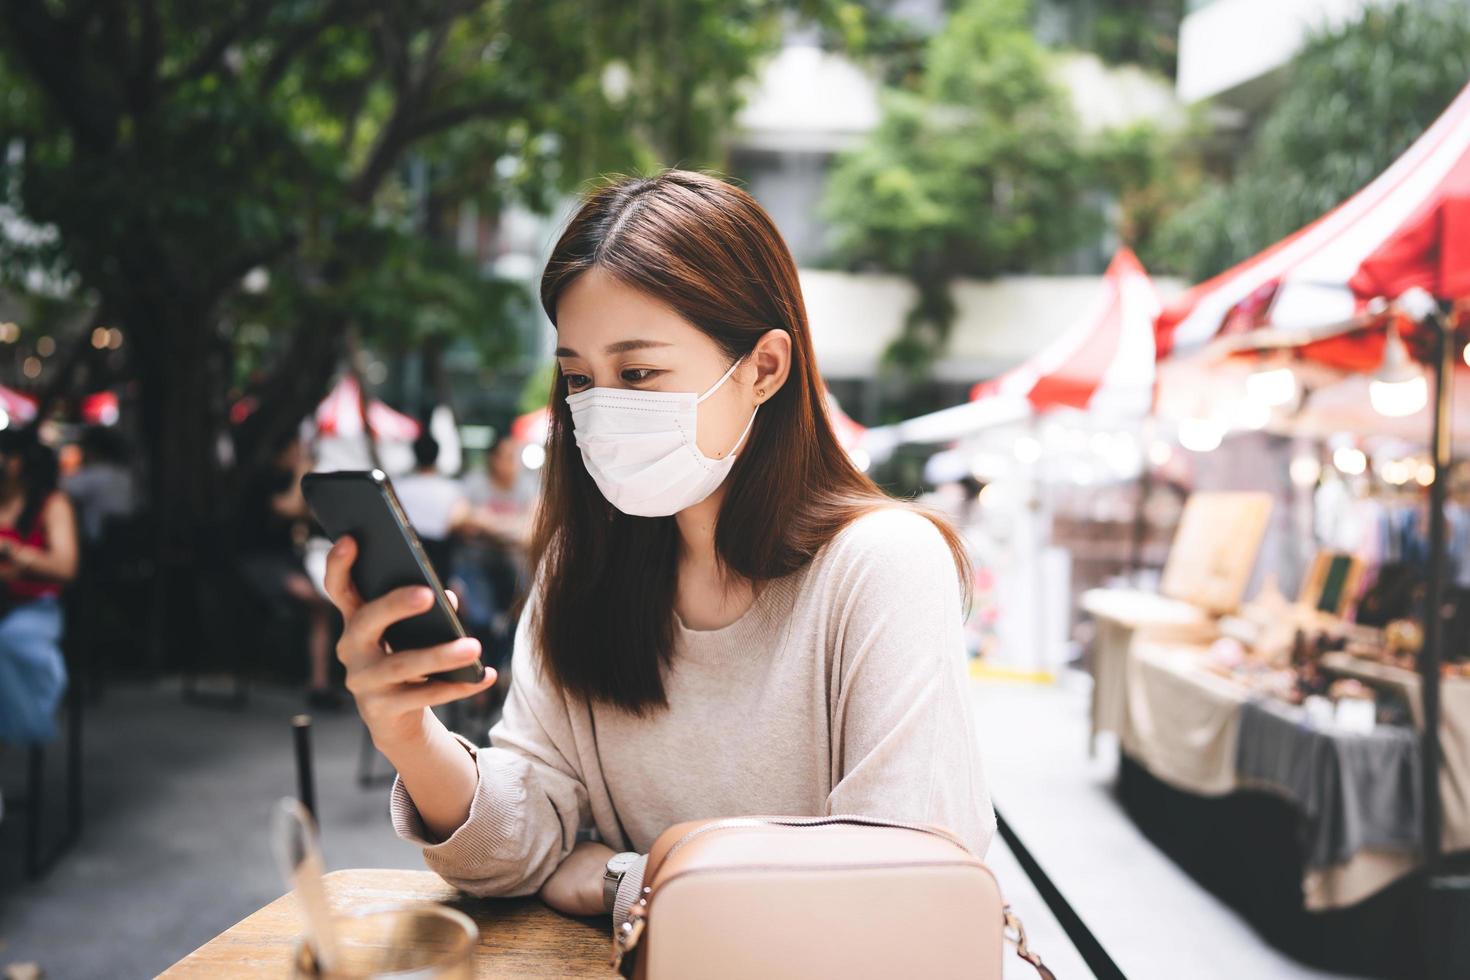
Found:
[0,429,79,745]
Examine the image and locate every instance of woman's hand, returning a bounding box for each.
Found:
[539,840,615,918]
[323,535,497,755]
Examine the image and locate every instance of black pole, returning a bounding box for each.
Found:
[1421,305,1453,874]
[292,714,317,822]
[995,809,1125,980]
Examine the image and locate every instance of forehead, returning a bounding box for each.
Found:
[555,266,709,354]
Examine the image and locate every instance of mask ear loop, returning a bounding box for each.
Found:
[694,354,760,459]
[695,355,747,404]
[726,403,759,457]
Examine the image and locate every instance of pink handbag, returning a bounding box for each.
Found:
[611,815,1054,979]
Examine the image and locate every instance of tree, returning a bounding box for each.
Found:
[0,0,847,663]
[1033,0,1184,79]
[1159,1,1470,282]
[821,0,1092,404]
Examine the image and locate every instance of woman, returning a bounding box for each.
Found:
[0,429,79,744]
[237,433,338,709]
[325,170,994,928]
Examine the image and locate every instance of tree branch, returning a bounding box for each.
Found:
[165,0,274,89]
[129,0,163,114]
[206,233,302,304]
[0,0,117,152]
[257,0,360,93]
[403,93,526,143]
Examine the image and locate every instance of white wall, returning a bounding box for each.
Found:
[800,268,1184,382]
[1177,0,1387,106]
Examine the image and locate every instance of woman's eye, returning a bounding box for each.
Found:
[563,374,591,391]
[621,368,660,384]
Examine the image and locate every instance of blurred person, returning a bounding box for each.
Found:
[62,425,137,546]
[454,432,540,669]
[0,429,79,747]
[462,432,540,549]
[322,171,993,927]
[237,434,337,709]
[393,433,473,580]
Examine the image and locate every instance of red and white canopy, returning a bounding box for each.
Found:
[865,248,1160,456]
[0,385,37,425]
[970,247,1159,415]
[510,406,549,445]
[1157,81,1470,358]
[314,375,421,442]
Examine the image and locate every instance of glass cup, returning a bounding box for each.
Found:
[292,903,478,979]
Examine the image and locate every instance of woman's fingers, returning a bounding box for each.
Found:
[445,589,459,612]
[377,672,498,714]
[340,584,435,657]
[322,536,363,616]
[351,638,483,691]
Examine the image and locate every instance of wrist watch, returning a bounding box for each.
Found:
[602,851,641,914]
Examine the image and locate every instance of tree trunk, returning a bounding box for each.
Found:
[131,301,225,671]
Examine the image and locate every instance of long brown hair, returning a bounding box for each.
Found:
[530,169,969,716]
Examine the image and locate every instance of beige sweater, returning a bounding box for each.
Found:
[390,507,995,926]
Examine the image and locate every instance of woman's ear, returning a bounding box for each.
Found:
[748,329,792,404]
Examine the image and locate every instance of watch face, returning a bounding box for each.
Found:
[607,852,638,874]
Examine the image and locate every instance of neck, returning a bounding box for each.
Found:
[674,485,726,571]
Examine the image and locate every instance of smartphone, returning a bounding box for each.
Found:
[300,469,485,684]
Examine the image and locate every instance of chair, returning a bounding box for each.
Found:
[18,679,83,878]
[183,535,305,708]
[72,514,155,701]
[9,594,85,879]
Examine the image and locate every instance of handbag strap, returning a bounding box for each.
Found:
[1003,905,1057,980]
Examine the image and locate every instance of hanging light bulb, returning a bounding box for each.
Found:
[1246,362,1298,407]
[1333,446,1367,476]
[1178,416,1225,453]
[1289,455,1321,487]
[1369,322,1428,418]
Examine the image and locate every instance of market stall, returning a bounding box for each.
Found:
[311,374,422,474]
[865,249,1166,671]
[1083,79,1470,977]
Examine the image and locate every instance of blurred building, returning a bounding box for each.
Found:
[1177,0,1388,113]
[425,10,1186,439]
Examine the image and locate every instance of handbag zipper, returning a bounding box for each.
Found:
[654,814,970,881]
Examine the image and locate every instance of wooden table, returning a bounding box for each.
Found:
[1080,587,1216,749]
[159,869,612,978]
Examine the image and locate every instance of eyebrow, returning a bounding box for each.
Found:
[554,339,673,357]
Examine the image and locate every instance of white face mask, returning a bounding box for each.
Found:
[566,356,758,517]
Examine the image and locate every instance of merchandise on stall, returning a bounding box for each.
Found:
[1077,81,1470,976]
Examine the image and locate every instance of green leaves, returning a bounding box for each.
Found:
[0,0,833,401]
[821,0,1091,383]
[1159,1,1470,282]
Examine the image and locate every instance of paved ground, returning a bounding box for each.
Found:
[0,679,430,979]
[0,671,1356,979]
[970,669,1357,980]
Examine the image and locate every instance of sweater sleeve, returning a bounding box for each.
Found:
[389,595,591,896]
[823,509,996,858]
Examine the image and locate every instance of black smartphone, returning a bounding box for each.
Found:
[301,469,484,684]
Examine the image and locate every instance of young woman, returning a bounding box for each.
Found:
[0,429,79,744]
[325,170,994,927]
